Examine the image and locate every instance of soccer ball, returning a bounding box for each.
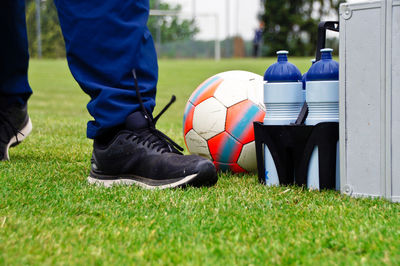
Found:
[183,70,266,173]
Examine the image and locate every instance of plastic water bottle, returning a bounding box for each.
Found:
[305,48,340,190]
[263,50,303,186]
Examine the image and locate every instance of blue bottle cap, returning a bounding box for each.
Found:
[306,48,339,81]
[302,59,317,89]
[264,50,302,82]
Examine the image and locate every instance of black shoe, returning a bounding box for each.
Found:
[0,104,32,161]
[88,111,218,189]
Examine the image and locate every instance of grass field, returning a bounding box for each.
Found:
[1,58,399,265]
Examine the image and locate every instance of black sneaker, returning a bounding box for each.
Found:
[0,104,32,161]
[88,111,218,189]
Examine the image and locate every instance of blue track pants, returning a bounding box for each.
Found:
[0,0,158,139]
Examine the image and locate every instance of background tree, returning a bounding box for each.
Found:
[262,0,345,56]
[26,0,65,58]
[147,0,199,43]
[25,0,199,58]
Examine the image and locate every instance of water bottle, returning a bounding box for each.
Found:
[263,50,303,186]
[305,48,340,190]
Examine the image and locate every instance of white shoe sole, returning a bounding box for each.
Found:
[4,118,32,160]
[87,173,197,190]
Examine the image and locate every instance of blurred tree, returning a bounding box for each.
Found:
[26,0,65,58]
[148,0,199,43]
[25,0,199,58]
[262,0,345,56]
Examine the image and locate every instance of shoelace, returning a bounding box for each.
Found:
[0,109,24,144]
[131,69,184,154]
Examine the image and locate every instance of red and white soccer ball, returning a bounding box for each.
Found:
[183,70,266,173]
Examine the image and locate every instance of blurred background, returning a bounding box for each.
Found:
[25,0,354,60]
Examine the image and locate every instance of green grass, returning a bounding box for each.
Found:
[1,58,399,265]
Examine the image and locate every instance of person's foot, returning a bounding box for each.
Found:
[88,111,218,189]
[0,104,32,161]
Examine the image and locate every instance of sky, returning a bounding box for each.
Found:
[162,0,366,41]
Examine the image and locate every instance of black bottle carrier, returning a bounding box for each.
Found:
[254,21,339,189]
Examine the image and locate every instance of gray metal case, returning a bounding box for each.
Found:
[339,0,400,202]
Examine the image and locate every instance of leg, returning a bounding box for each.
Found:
[0,0,32,160]
[53,0,158,139]
[0,0,32,107]
[54,0,218,188]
